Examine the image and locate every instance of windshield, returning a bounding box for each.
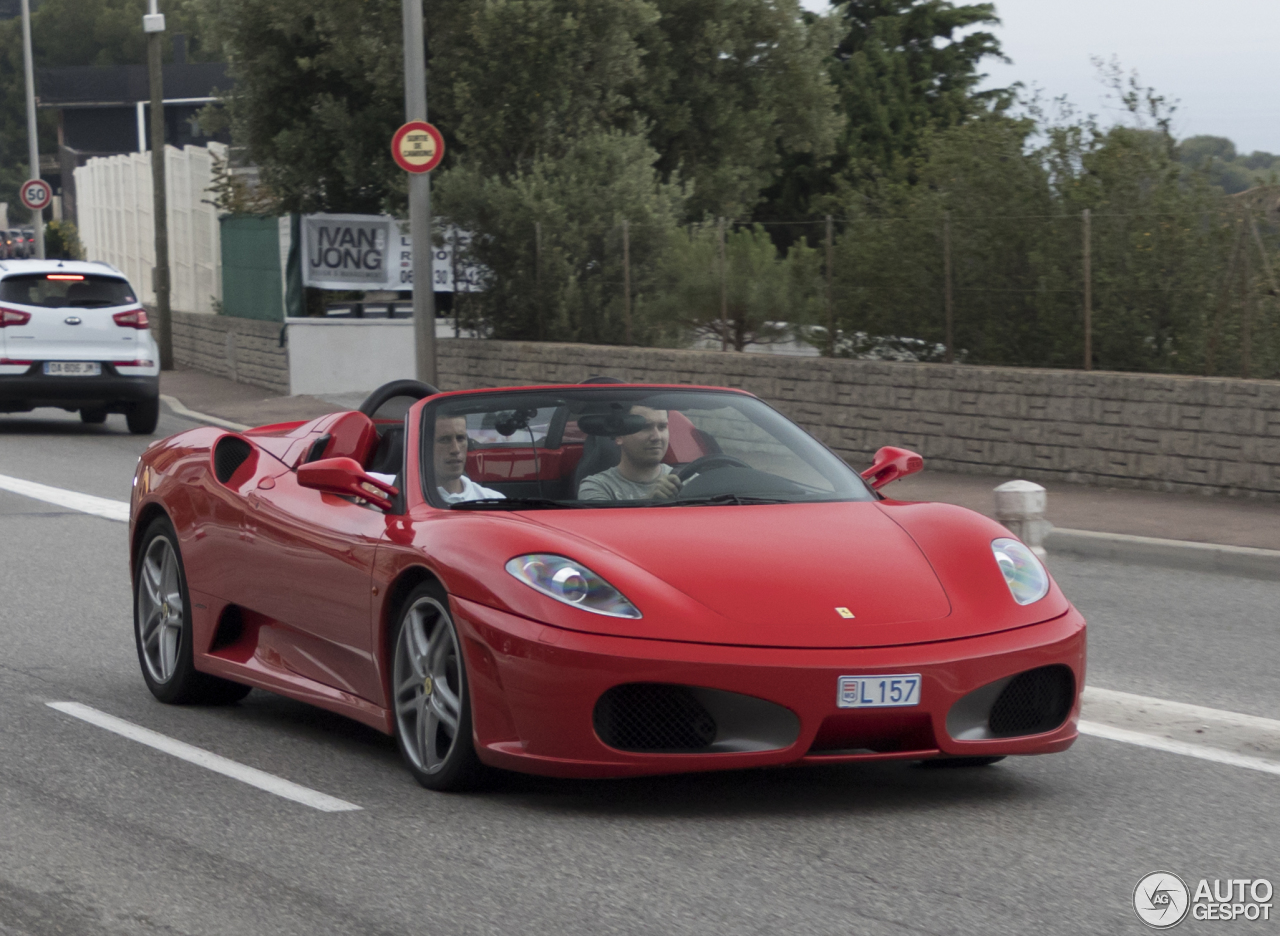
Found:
[0,273,136,308]
[421,388,874,509]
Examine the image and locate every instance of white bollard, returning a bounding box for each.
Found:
[993,480,1050,559]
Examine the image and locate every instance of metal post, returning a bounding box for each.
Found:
[534,220,543,340]
[145,0,172,369]
[1082,208,1092,371]
[1241,233,1253,379]
[451,225,460,338]
[825,214,834,357]
[622,219,632,345]
[943,211,953,364]
[718,217,728,351]
[20,0,44,260]
[402,0,436,385]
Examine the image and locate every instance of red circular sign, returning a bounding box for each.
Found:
[20,178,52,211]
[392,121,445,174]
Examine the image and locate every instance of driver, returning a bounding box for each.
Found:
[578,405,684,501]
[434,415,504,504]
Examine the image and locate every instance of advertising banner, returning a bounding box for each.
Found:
[302,214,481,292]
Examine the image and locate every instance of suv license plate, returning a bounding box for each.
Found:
[44,362,101,376]
[838,674,921,709]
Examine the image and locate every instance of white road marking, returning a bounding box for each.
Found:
[1079,720,1280,778]
[0,472,129,523]
[47,702,362,813]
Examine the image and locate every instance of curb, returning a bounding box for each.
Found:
[1047,527,1280,580]
[160,394,250,432]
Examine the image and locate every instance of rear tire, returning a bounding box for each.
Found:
[391,582,484,791]
[134,516,251,705]
[80,409,107,425]
[127,398,160,435]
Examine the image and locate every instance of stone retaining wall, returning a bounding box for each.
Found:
[170,311,289,396]
[437,339,1280,498]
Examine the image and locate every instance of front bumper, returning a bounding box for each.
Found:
[454,596,1086,778]
[0,366,159,412]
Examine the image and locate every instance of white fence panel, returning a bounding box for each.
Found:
[75,142,224,314]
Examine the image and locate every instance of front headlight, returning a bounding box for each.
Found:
[505,554,642,619]
[991,538,1049,605]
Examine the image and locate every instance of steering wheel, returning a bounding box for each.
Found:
[358,379,439,418]
[676,454,751,481]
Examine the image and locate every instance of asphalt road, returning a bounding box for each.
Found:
[1,407,1277,935]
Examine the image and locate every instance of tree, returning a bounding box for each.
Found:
[198,0,404,214]
[635,0,841,221]
[829,0,1009,191]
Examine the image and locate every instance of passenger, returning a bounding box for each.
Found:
[434,415,504,504]
[579,405,684,501]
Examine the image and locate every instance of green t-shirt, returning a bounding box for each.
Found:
[578,464,673,501]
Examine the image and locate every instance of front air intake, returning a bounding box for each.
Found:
[594,684,718,752]
[987,665,1075,737]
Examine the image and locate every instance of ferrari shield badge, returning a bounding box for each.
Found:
[835,607,856,619]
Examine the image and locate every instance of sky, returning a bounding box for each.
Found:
[800,0,1280,155]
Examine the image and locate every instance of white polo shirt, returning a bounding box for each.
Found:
[438,475,505,504]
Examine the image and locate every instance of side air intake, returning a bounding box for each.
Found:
[213,436,253,485]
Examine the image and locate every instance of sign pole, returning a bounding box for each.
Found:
[144,0,173,370]
[19,0,44,260]
[402,0,436,387]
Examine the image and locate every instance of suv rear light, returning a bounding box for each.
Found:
[0,307,31,327]
[113,307,150,329]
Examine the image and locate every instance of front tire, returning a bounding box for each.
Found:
[134,517,250,705]
[391,583,483,791]
[127,398,160,435]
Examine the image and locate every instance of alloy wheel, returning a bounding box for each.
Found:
[393,597,464,774]
[137,535,184,684]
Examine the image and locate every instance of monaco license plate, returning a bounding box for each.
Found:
[838,674,921,709]
[44,361,101,376]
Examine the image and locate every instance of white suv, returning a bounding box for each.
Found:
[0,260,161,434]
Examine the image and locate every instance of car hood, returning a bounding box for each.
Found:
[503,500,1013,648]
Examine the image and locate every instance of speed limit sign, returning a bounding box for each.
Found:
[19,178,51,212]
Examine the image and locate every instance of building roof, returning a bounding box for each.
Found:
[37,63,230,108]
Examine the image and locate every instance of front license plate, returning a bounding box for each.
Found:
[838,674,922,709]
[44,361,101,376]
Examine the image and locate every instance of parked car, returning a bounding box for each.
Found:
[129,379,1086,791]
[0,231,15,259]
[7,230,27,258]
[20,229,35,257]
[0,259,160,433]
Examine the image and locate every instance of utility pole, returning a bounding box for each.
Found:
[19,0,44,259]
[825,215,834,357]
[143,0,173,369]
[943,212,954,364]
[622,219,632,345]
[1082,208,1092,371]
[718,218,728,351]
[402,0,436,385]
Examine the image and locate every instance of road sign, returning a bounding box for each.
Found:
[20,178,51,212]
[391,121,444,174]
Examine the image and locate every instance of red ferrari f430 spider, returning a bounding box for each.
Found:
[129,379,1085,790]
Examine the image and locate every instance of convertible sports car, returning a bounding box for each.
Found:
[129,378,1085,791]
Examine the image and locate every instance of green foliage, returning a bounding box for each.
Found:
[44,218,83,259]
[827,81,1280,378]
[647,223,822,350]
[1178,135,1280,195]
[829,0,1009,191]
[200,0,405,213]
[438,130,684,344]
[635,0,841,220]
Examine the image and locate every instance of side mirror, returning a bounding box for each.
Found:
[297,456,399,511]
[860,446,923,491]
